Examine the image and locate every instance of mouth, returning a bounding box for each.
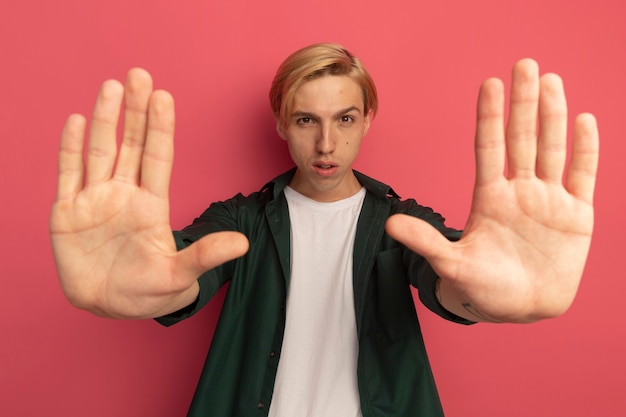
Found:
[314,160,337,168]
[312,162,338,177]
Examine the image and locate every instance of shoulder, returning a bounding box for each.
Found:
[203,168,295,215]
[356,170,461,239]
[176,174,286,243]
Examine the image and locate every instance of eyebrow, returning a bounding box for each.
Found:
[290,105,363,120]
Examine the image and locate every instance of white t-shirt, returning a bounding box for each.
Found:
[268,186,366,417]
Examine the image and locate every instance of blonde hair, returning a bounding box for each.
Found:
[269,43,378,127]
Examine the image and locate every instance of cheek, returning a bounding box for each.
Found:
[345,134,363,148]
[286,139,310,160]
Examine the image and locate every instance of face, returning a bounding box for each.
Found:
[277,75,372,202]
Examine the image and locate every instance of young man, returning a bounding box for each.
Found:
[50,43,599,416]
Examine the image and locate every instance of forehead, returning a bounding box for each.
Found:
[291,75,364,114]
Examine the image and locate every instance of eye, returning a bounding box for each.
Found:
[297,117,313,125]
[339,115,354,123]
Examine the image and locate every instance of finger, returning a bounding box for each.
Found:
[506,59,540,178]
[475,77,506,186]
[175,231,250,279]
[566,113,599,203]
[56,114,87,201]
[385,214,452,261]
[87,80,124,185]
[140,90,175,198]
[536,73,567,183]
[114,68,153,184]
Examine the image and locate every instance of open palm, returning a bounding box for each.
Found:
[50,69,248,319]
[386,59,599,323]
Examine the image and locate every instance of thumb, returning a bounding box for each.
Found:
[174,231,250,279]
[385,214,452,261]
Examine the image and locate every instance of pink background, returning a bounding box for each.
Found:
[1,0,624,416]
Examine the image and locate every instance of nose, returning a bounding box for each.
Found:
[315,124,336,154]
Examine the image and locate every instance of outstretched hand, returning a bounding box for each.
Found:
[386,59,599,323]
[50,69,248,319]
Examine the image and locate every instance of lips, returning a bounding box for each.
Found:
[313,162,337,169]
[314,160,337,169]
[313,162,338,177]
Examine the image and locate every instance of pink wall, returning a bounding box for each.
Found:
[1,0,624,415]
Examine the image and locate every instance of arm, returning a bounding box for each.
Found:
[386,59,599,323]
[50,68,248,320]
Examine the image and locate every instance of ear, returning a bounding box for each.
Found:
[276,119,287,141]
[362,109,373,138]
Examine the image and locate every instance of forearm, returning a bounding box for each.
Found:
[142,281,201,320]
[436,277,535,324]
[68,281,200,320]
